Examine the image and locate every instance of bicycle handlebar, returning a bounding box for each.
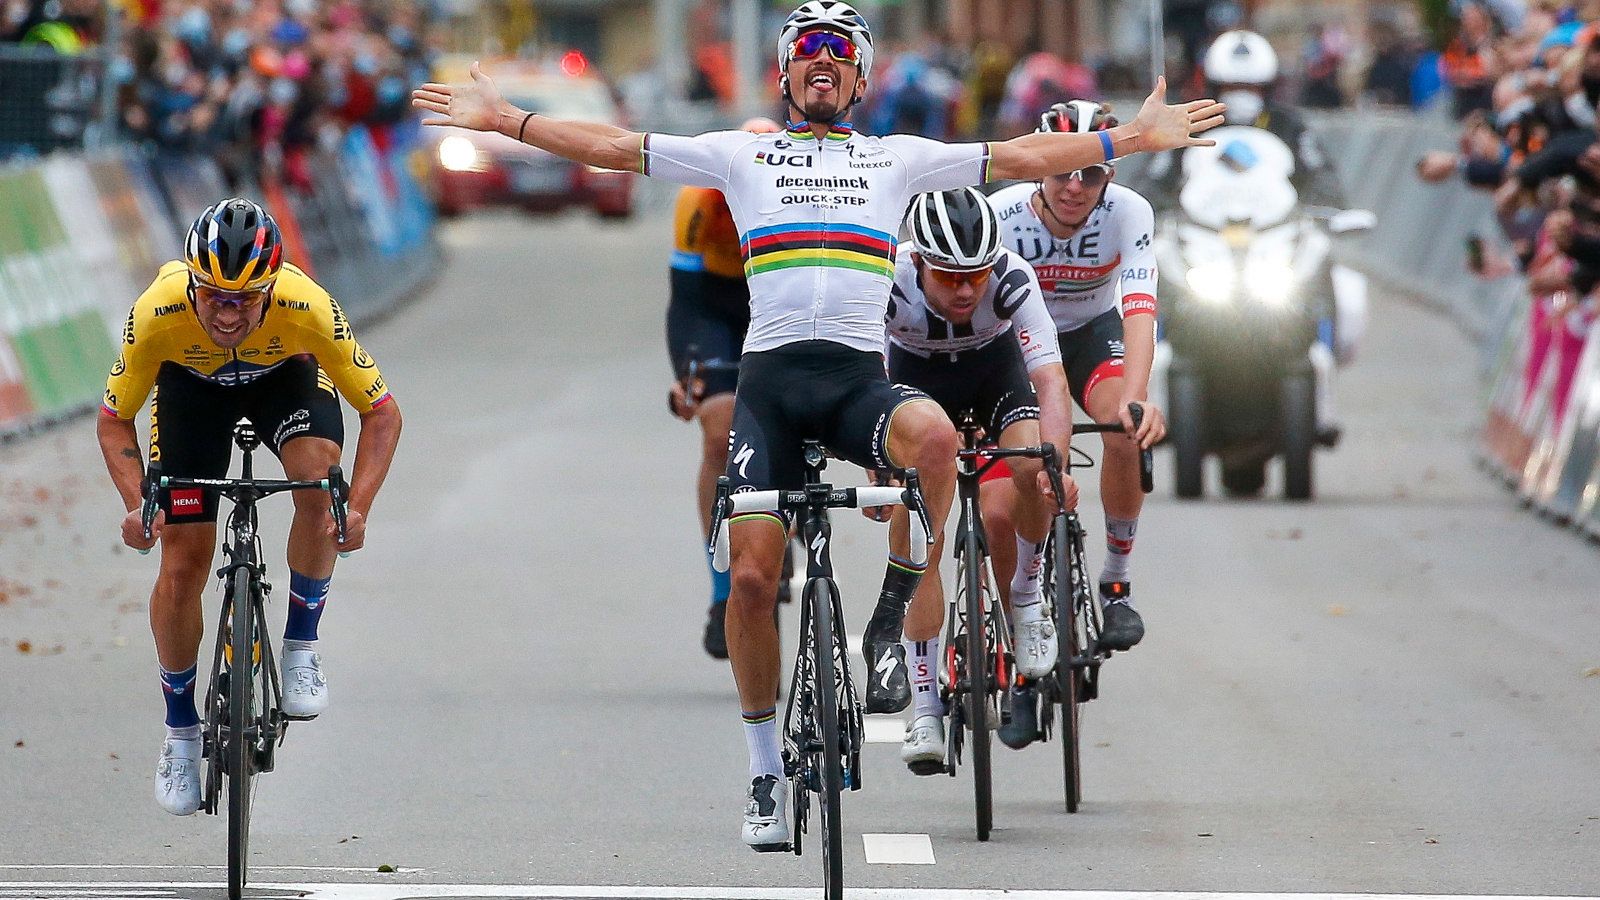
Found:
[138,465,352,545]
[709,473,933,573]
[1063,402,1154,494]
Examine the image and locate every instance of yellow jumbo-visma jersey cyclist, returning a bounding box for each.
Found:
[102,260,391,421]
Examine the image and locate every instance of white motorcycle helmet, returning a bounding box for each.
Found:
[1204,30,1277,125]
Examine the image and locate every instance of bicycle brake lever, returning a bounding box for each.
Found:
[1126,403,1154,494]
[327,464,350,545]
[901,469,934,566]
[139,463,162,544]
[709,476,732,572]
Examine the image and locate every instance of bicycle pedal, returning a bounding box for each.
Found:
[280,711,319,722]
[750,841,793,854]
[907,759,944,777]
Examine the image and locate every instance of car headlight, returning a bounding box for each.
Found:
[1184,262,1235,303]
[438,135,483,172]
[1245,262,1298,306]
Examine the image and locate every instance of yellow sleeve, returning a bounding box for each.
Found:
[290,273,392,413]
[102,263,186,420]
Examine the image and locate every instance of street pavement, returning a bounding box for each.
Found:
[2,207,1599,898]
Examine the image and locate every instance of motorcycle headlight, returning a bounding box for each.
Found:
[1245,261,1298,306]
[438,135,484,172]
[1184,262,1236,303]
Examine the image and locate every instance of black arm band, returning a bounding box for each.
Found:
[517,112,535,143]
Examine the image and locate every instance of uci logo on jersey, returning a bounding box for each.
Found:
[754,152,813,168]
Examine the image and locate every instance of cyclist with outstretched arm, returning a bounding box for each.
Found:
[413,0,1221,850]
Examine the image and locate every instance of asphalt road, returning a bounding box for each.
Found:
[2,207,1599,897]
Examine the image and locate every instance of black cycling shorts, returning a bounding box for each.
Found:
[887,336,1038,440]
[150,356,344,524]
[667,269,749,399]
[1059,308,1126,410]
[727,341,930,523]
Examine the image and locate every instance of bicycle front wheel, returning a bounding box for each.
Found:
[809,578,845,900]
[1052,516,1083,814]
[226,568,257,900]
[961,508,993,841]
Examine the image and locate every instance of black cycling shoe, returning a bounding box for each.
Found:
[998,684,1040,749]
[862,638,910,714]
[1097,582,1145,651]
[703,602,729,660]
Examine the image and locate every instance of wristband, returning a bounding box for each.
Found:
[1098,130,1115,162]
[517,111,535,143]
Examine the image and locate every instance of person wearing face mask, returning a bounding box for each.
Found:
[1145,29,1345,214]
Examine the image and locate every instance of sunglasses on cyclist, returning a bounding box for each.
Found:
[922,262,994,290]
[192,283,272,312]
[790,30,862,66]
[1054,164,1112,189]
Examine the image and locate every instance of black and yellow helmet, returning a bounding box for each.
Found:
[184,198,284,292]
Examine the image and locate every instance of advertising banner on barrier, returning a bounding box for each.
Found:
[0,166,115,422]
[41,155,140,335]
[87,151,181,291]
[1536,318,1600,521]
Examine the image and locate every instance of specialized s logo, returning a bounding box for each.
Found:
[733,443,755,479]
[754,152,814,168]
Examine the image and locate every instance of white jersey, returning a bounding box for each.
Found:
[986,181,1158,333]
[642,124,993,354]
[885,246,1062,372]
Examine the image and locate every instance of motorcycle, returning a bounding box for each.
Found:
[1149,126,1373,500]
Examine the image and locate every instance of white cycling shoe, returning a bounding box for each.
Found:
[154,735,203,816]
[281,646,328,719]
[1013,617,1059,679]
[901,714,946,776]
[742,774,791,850]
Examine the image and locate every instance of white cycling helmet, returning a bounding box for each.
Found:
[1204,30,1278,84]
[778,0,874,79]
[908,187,1003,271]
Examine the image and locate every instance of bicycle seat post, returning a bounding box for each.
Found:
[233,419,260,480]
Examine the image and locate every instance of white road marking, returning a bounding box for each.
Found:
[2,886,1597,900]
[0,869,389,874]
[860,833,936,865]
[862,714,904,743]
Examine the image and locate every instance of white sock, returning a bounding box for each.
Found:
[1010,534,1047,623]
[165,724,201,743]
[742,709,783,780]
[1101,515,1138,584]
[905,637,944,718]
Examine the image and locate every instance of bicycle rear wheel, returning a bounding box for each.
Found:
[1051,515,1084,814]
[961,506,993,841]
[226,569,257,900]
[810,578,845,900]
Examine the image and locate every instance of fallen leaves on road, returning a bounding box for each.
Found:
[1327,605,1349,617]
[1583,667,1600,678]
[16,640,31,654]
[1197,832,1214,838]
[13,740,22,748]
[376,865,397,873]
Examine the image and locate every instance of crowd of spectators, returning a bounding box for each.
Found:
[1417,0,1600,415]
[2,0,436,189]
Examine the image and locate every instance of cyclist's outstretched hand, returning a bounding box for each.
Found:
[1039,470,1081,511]
[331,509,366,553]
[122,507,163,551]
[412,61,506,133]
[1121,399,1167,449]
[1131,77,1225,153]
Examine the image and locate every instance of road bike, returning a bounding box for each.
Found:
[140,419,348,900]
[710,444,931,900]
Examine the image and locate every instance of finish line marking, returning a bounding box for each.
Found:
[3,886,1598,900]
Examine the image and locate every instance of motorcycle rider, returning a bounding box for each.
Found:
[1143,29,1360,447]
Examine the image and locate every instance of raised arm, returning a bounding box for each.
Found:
[412,62,645,172]
[988,78,1225,182]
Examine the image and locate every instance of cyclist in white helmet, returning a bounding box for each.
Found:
[413,0,1223,849]
[861,187,1080,772]
[985,99,1164,660]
